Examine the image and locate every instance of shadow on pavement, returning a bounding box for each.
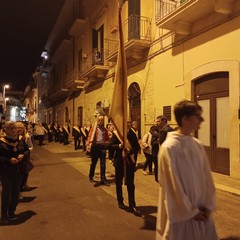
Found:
[221,237,240,240]
[8,210,37,225]
[138,205,157,215]
[138,206,157,231]
[19,196,37,203]
[23,186,38,192]
[142,215,156,231]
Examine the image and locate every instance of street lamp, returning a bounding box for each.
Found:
[3,84,9,116]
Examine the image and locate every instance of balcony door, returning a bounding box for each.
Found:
[92,25,104,65]
[194,72,229,175]
[128,0,140,40]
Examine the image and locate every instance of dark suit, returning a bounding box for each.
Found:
[80,127,89,151]
[72,126,81,150]
[127,127,140,165]
[53,125,59,142]
[62,126,70,145]
[110,132,136,208]
[159,124,173,145]
[154,124,173,182]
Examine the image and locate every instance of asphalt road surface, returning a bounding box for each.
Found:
[0,141,240,240]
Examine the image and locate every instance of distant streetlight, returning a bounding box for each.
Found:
[3,84,10,116]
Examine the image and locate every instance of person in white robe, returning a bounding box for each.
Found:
[156,99,218,240]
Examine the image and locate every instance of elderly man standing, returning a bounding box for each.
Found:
[87,115,109,186]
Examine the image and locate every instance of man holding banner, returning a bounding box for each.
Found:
[109,127,141,216]
[108,0,141,217]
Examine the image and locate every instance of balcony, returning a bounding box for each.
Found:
[48,84,71,102]
[50,35,71,63]
[80,48,109,81]
[155,0,236,35]
[105,15,152,64]
[64,69,85,91]
[68,3,87,36]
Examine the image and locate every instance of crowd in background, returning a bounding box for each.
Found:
[0,100,219,239]
[0,114,173,220]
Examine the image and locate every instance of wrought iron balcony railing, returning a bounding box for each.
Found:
[80,48,109,77]
[155,0,189,23]
[105,15,152,58]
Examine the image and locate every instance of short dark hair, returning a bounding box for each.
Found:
[174,100,202,127]
[150,125,158,132]
[160,115,167,122]
[156,115,168,122]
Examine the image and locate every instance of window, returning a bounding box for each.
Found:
[163,105,171,121]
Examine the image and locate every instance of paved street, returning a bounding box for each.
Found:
[0,141,240,240]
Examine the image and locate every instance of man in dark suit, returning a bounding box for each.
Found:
[53,122,59,142]
[155,115,173,181]
[62,124,70,145]
[72,125,81,150]
[127,120,141,168]
[80,124,89,152]
[156,115,173,145]
[109,129,141,217]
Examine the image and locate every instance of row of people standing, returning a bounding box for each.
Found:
[51,123,70,145]
[27,121,91,151]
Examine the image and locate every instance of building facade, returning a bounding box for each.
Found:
[32,0,240,180]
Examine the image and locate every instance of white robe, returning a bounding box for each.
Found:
[156,131,218,240]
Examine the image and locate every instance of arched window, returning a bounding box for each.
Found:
[128,82,141,129]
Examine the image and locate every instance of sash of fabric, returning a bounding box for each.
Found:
[63,126,70,135]
[73,126,80,133]
[113,130,123,144]
[80,127,86,137]
[131,127,139,139]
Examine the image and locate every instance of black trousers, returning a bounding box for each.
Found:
[48,133,53,142]
[132,150,139,167]
[115,155,136,207]
[89,144,107,181]
[0,171,24,219]
[152,155,158,182]
[74,137,80,150]
[54,132,59,142]
[143,152,153,172]
[38,135,44,146]
[20,173,29,191]
[63,134,69,145]
[82,137,86,151]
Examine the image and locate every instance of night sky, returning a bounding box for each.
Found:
[0,0,64,91]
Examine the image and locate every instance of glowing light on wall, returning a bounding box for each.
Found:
[10,106,17,122]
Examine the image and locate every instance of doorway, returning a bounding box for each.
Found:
[194,72,229,175]
[128,82,141,130]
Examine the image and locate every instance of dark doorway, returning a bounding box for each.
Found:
[128,82,141,131]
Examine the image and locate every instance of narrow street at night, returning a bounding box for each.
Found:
[0,141,240,240]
